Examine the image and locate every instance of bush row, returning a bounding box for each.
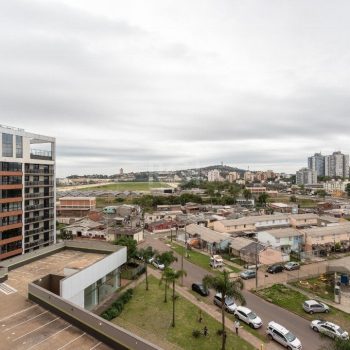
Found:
[101,288,133,321]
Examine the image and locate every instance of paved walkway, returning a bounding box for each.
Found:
[149,269,280,350]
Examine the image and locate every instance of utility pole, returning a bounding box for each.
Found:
[255,242,259,291]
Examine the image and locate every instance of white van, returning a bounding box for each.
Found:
[210,255,223,268]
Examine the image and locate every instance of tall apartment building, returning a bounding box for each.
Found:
[227,171,239,182]
[207,169,223,182]
[0,125,55,261]
[296,168,317,185]
[308,153,325,177]
[325,151,349,178]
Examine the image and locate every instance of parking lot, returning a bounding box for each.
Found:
[0,250,112,350]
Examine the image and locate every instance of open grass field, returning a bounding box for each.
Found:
[258,284,350,332]
[113,276,254,350]
[168,242,241,273]
[79,182,171,191]
[289,276,334,301]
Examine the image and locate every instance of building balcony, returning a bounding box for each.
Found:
[25,225,54,237]
[0,210,22,218]
[25,203,54,212]
[24,168,54,175]
[0,248,22,260]
[25,238,54,249]
[0,222,22,232]
[25,181,54,187]
[0,235,23,246]
[30,149,53,161]
[0,197,23,204]
[25,214,54,224]
[25,192,54,199]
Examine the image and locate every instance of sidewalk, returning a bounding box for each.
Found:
[149,269,280,350]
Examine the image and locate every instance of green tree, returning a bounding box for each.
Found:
[243,188,252,200]
[165,268,187,327]
[316,189,327,198]
[137,246,156,291]
[257,192,269,207]
[346,183,350,197]
[159,267,173,303]
[203,271,246,350]
[157,251,177,268]
[114,236,137,262]
[319,338,350,350]
[290,195,297,203]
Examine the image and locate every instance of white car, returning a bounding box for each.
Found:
[213,293,237,313]
[311,320,349,340]
[234,306,262,329]
[266,321,302,349]
[152,260,165,270]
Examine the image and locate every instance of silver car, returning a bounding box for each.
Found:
[311,320,349,340]
[302,300,330,314]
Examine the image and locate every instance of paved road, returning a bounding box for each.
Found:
[141,233,330,350]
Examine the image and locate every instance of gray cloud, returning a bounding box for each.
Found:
[1,0,350,176]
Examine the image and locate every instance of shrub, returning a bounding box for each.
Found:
[101,288,134,320]
[192,329,201,338]
[216,329,224,336]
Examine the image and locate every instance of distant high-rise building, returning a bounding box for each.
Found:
[324,151,349,178]
[208,169,223,182]
[296,168,317,185]
[308,153,325,177]
[120,168,124,175]
[227,171,239,182]
[0,125,56,261]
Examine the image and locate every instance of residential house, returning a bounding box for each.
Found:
[144,210,183,224]
[257,228,303,253]
[289,213,319,228]
[57,197,96,218]
[147,220,177,233]
[185,224,231,253]
[240,242,289,265]
[108,227,144,243]
[65,218,106,239]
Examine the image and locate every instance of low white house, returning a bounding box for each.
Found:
[257,228,303,253]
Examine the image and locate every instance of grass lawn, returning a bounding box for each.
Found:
[289,276,334,301]
[113,276,254,350]
[258,284,350,332]
[169,242,241,273]
[79,181,171,191]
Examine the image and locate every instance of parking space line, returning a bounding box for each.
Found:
[56,332,86,350]
[89,342,102,350]
[13,317,60,341]
[3,311,48,332]
[0,305,38,323]
[25,325,71,350]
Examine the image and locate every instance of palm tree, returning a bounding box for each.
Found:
[165,268,187,327]
[159,267,173,303]
[243,188,252,200]
[137,246,156,291]
[203,271,246,350]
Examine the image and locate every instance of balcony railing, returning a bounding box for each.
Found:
[30,149,52,160]
[25,214,54,224]
[25,192,54,199]
[25,203,54,211]
[25,168,54,175]
[25,225,54,236]
[0,220,22,227]
[25,238,54,249]
[25,181,54,187]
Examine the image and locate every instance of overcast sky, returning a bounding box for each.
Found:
[1,0,350,177]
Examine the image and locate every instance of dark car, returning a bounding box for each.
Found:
[267,264,284,274]
[192,283,209,296]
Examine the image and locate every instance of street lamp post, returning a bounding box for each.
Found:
[255,242,259,291]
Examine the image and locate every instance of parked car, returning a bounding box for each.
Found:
[310,320,349,340]
[152,260,165,270]
[266,321,302,349]
[213,293,237,313]
[240,269,256,280]
[302,300,330,314]
[191,283,209,296]
[267,264,284,274]
[284,261,300,271]
[234,306,262,329]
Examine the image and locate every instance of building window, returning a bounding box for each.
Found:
[16,136,23,158]
[2,133,13,157]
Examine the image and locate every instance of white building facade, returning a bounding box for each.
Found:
[296,168,317,185]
